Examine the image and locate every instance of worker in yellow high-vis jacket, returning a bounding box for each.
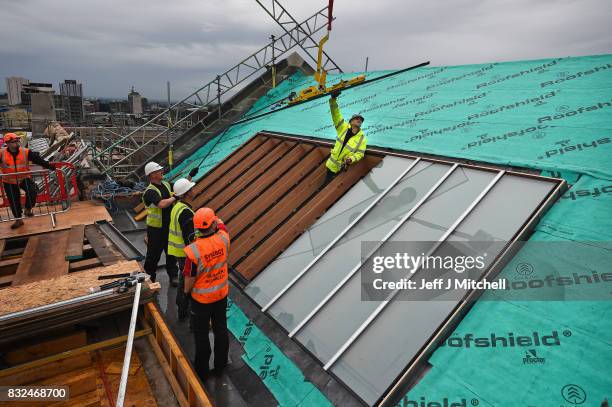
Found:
[324,89,367,184]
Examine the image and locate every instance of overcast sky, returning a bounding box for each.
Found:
[1,0,610,99]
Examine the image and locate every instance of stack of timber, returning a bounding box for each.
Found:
[0,200,213,406]
[0,306,213,406]
[0,200,149,342]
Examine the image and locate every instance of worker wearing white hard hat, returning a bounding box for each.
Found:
[142,161,199,286]
[168,177,199,321]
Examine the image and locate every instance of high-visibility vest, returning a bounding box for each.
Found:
[326,98,367,173]
[168,200,194,257]
[142,181,173,228]
[184,230,230,304]
[1,147,31,184]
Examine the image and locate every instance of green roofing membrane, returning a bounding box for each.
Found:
[171,54,612,406]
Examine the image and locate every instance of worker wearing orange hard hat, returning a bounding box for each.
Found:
[1,133,53,229]
[183,207,229,379]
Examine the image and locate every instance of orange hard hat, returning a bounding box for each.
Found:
[3,133,19,143]
[193,207,216,229]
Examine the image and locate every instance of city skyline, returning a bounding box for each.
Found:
[1,0,611,99]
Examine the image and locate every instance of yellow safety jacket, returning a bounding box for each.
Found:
[326,98,367,173]
[142,181,173,228]
[168,200,195,257]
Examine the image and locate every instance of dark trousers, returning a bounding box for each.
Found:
[191,296,229,377]
[176,257,189,318]
[144,226,178,282]
[324,168,337,185]
[3,178,37,218]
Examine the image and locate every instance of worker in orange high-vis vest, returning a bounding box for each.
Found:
[183,207,230,379]
[0,133,53,229]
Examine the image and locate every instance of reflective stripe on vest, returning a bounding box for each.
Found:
[142,180,172,228]
[192,280,228,294]
[168,201,193,257]
[326,129,366,173]
[1,148,31,184]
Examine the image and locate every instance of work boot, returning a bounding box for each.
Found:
[11,219,24,229]
[170,276,179,287]
[24,209,33,217]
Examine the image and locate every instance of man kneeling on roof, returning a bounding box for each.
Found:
[183,207,229,379]
[324,89,368,184]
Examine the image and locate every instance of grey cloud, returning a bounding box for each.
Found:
[1,0,610,99]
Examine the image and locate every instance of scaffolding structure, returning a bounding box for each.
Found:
[92,4,340,179]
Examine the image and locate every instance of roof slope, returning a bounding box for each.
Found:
[170,54,612,406]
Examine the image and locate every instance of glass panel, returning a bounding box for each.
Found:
[268,161,452,331]
[331,174,557,406]
[295,167,496,362]
[245,156,416,306]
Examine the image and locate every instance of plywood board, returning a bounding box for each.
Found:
[12,230,70,286]
[0,260,142,316]
[96,347,157,407]
[0,200,112,239]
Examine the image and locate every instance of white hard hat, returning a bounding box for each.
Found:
[173,178,196,197]
[144,162,163,176]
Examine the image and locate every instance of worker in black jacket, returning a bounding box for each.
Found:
[0,133,53,229]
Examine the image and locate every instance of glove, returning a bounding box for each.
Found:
[189,167,198,178]
[330,89,341,99]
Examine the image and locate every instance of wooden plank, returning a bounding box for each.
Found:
[11,230,71,286]
[2,369,98,407]
[66,224,85,260]
[4,330,88,365]
[48,390,100,407]
[230,161,327,262]
[226,146,326,236]
[133,202,145,213]
[0,257,21,268]
[0,275,13,287]
[145,303,213,407]
[97,347,157,407]
[146,334,189,407]
[0,260,141,316]
[35,368,97,397]
[238,156,380,280]
[69,257,103,272]
[104,359,140,375]
[0,328,151,379]
[0,239,5,258]
[0,353,92,386]
[191,137,281,209]
[218,144,314,219]
[0,201,112,239]
[84,226,118,266]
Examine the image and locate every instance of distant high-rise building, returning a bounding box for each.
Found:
[59,79,83,97]
[20,82,54,108]
[60,79,83,98]
[59,80,84,125]
[6,77,30,105]
[128,87,143,116]
[109,100,129,114]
